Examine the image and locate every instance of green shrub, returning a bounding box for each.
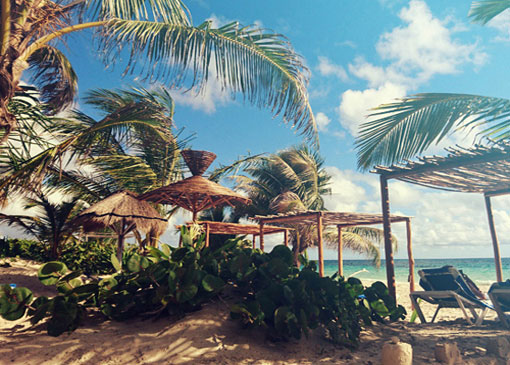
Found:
[99,229,226,320]
[0,261,98,336]
[0,229,405,345]
[0,237,116,275]
[0,238,46,261]
[223,244,404,346]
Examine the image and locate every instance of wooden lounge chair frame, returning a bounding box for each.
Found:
[410,290,490,325]
[488,288,510,328]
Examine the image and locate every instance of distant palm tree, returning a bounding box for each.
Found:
[0,193,81,258]
[234,145,390,265]
[356,0,510,169]
[0,0,316,144]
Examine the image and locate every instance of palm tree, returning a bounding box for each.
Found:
[0,0,316,144]
[355,0,510,169]
[0,192,81,258]
[0,86,183,202]
[234,145,389,265]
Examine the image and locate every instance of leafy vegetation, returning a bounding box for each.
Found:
[0,230,405,346]
[0,0,316,146]
[230,145,392,265]
[224,244,405,345]
[0,237,116,275]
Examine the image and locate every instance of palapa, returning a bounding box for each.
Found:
[74,190,167,262]
[140,150,251,221]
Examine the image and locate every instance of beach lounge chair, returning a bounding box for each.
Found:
[410,266,493,325]
[488,281,510,328]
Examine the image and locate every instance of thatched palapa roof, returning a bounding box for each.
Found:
[140,150,251,219]
[75,190,167,235]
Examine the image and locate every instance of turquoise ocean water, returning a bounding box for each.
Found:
[321,258,510,285]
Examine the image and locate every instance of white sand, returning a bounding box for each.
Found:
[1,259,508,364]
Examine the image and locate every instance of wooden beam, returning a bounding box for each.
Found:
[317,212,324,277]
[485,195,503,282]
[259,222,265,252]
[204,223,210,248]
[485,188,510,198]
[375,149,510,180]
[380,176,397,302]
[256,212,317,225]
[252,234,256,249]
[337,225,343,277]
[406,219,415,299]
[284,229,288,247]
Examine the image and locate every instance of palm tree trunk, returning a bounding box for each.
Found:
[117,218,126,263]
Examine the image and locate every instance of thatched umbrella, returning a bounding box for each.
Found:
[74,190,168,262]
[139,150,251,221]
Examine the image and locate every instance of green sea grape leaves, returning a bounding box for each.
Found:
[38,261,68,285]
[0,285,33,320]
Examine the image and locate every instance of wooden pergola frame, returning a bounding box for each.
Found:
[373,142,510,301]
[253,211,412,300]
[177,221,292,248]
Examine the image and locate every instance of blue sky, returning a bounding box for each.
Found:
[6,0,510,262]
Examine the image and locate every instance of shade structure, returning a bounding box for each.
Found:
[74,190,168,262]
[373,141,510,301]
[140,150,251,221]
[253,210,413,303]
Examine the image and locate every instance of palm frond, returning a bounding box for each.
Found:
[45,167,112,202]
[27,45,78,113]
[355,93,510,169]
[84,155,158,193]
[98,20,317,142]
[269,191,306,213]
[0,213,39,236]
[208,153,264,182]
[85,0,190,24]
[469,0,510,24]
[0,109,169,201]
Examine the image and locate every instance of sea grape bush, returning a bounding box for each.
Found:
[223,244,405,346]
[0,261,99,336]
[0,228,405,345]
[98,230,226,320]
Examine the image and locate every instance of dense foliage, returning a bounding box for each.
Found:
[224,244,405,345]
[0,231,405,346]
[0,238,115,275]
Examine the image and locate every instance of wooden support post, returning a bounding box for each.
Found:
[204,223,210,248]
[406,219,415,307]
[380,176,397,302]
[337,225,343,277]
[259,222,265,252]
[252,234,256,249]
[485,195,503,282]
[317,212,324,277]
[284,229,288,247]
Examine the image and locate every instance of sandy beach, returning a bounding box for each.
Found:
[1,258,508,365]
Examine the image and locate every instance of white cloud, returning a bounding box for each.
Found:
[322,166,510,258]
[334,40,357,49]
[317,56,349,82]
[337,0,487,138]
[337,82,407,135]
[377,0,485,80]
[487,9,510,42]
[170,65,232,114]
[315,112,331,132]
[171,85,230,115]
